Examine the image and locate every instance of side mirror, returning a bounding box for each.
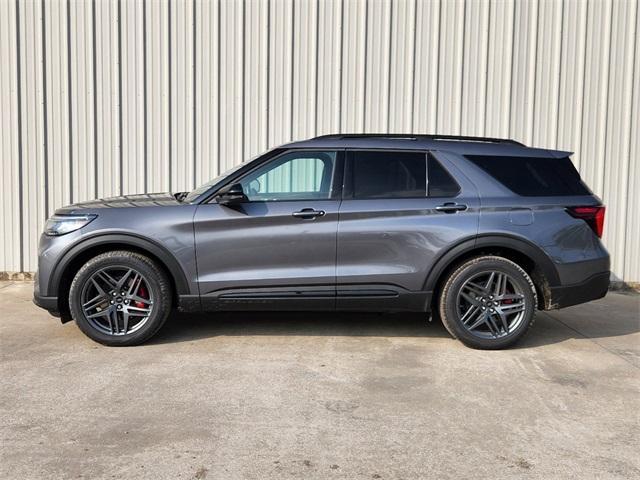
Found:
[216,183,247,206]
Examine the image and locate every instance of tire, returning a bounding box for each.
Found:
[438,256,537,349]
[69,250,172,346]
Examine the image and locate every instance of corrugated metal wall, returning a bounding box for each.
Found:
[1,0,638,282]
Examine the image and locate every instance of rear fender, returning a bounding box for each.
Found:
[423,234,560,294]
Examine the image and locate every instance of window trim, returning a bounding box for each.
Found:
[205,148,345,204]
[343,148,461,200]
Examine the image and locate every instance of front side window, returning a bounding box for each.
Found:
[239,151,337,201]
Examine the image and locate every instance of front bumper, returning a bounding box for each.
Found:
[33,272,61,317]
[548,271,610,309]
[33,293,60,316]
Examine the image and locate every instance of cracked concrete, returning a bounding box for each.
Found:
[1,282,638,479]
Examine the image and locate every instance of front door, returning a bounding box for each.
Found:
[193,150,343,310]
[336,150,479,311]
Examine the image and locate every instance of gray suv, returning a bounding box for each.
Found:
[33,134,610,349]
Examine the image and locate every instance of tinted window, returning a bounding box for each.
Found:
[240,151,337,201]
[428,155,460,197]
[351,151,426,198]
[466,155,591,196]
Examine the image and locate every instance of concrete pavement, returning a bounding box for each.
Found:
[1,281,639,479]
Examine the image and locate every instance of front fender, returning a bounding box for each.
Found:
[47,232,192,297]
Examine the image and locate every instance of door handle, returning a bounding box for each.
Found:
[292,208,326,219]
[435,202,468,213]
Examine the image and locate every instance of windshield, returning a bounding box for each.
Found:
[183,153,265,203]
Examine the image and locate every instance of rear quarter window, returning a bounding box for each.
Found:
[465,155,591,196]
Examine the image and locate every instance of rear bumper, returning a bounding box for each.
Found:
[548,271,610,309]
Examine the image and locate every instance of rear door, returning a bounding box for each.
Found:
[193,150,343,310]
[336,149,479,311]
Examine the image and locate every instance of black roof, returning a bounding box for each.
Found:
[283,133,570,158]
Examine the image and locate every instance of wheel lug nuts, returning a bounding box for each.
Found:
[112,292,116,296]
[490,308,495,312]
[110,300,114,304]
[481,306,486,310]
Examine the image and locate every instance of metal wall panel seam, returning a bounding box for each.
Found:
[193,0,197,188]
[15,0,25,272]
[553,0,565,149]
[65,0,73,203]
[0,0,19,270]
[458,0,466,135]
[41,0,49,219]
[216,0,221,177]
[529,0,541,145]
[386,0,393,133]
[603,0,637,279]
[117,0,123,195]
[409,0,417,132]
[336,0,343,132]
[625,3,639,281]
[313,0,320,136]
[91,0,98,197]
[289,0,294,141]
[481,0,491,136]
[143,0,147,192]
[167,0,172,192]
[361,0,367,132]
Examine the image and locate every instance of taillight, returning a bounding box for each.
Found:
[567,206,605,238]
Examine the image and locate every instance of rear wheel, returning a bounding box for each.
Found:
[439,256,537,349]
[69,251,172,346]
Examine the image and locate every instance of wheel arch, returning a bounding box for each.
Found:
[424,234,560,311]
[50,234,190,318]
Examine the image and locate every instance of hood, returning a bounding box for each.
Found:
[55,192,184,214]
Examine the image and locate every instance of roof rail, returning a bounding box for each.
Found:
[312,133,525,146]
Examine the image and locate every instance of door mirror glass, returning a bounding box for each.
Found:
[217,183,247,205]
[248,179,261,197]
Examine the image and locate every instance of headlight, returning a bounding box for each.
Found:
[44,214,97,236]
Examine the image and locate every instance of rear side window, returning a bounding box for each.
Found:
[349,151,460,199]
[466,155,591,196]
[351,151,426,198]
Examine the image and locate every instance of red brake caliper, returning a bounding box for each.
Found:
[502,285,514,304]
[134,285,148,309]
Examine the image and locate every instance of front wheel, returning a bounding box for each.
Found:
[438,256,537,349]
[69,251,172,346]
